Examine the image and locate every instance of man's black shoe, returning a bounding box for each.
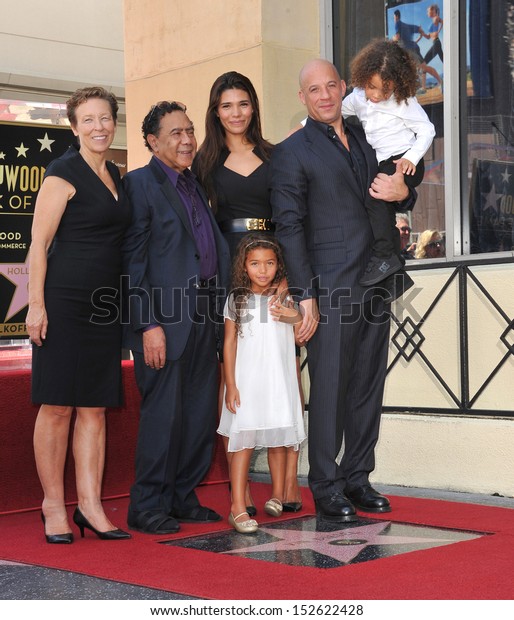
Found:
[359,254,402,286]
[345,485,391,513]
[127,510,180,534]
[377,270,414,303]
[315,492,358,522]
[172,505,222,523]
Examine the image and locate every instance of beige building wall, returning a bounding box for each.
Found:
[123,0,514,497]
[123,0,320,169]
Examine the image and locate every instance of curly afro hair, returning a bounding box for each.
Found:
[350,38,420,104]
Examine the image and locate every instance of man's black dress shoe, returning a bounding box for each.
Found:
[315,492,358,522]
[345,485,391,513]
[127,510,180,534]
[173,505,222,523]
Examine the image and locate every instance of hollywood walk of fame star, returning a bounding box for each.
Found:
[15,143,29,158]
[0,251,30,321]
[37,133,55,152]
[481,183,503,215]
[223,521,467,565]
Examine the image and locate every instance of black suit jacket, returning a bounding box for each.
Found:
[270,116,414,307]
[122,157,230,360]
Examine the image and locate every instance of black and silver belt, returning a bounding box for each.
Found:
[218,218,275,233]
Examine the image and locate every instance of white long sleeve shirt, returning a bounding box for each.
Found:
[341,87,435,165]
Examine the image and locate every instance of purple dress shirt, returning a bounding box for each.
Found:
[155,156,218,279]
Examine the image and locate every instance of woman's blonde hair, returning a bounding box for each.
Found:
[415,229,442,259]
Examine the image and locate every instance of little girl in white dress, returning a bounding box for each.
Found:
[217,234,306,533]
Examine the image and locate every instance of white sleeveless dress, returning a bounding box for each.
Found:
[217,293,306,452]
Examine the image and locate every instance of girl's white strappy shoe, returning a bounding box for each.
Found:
[228,511,258,534]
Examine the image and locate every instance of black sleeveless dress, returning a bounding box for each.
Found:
[31,145,131,407]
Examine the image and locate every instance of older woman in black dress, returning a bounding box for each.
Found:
[194,72,304,516]
[26,87,131,543]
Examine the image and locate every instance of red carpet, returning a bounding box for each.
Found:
[0,483,513,600]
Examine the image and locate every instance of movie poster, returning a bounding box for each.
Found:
[385,0,444,107]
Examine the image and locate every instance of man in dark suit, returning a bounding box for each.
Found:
[122,101,230,534]
[270,60,415,521]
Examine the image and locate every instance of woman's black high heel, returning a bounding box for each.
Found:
[73,507,131,540]
[246,505,257,517]
[41,512,74,544]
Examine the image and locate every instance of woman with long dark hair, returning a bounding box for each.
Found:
[194,71,273,255]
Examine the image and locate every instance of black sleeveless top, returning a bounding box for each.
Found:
[213,147,272,224]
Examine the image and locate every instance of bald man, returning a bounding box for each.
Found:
[270,59,416,521]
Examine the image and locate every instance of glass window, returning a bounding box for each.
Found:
[0,98,69,126]
[463,0,514,254]
[333,0,446,260]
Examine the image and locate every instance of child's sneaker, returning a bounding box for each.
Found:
[359,254,402,286]
[378,270,414,303]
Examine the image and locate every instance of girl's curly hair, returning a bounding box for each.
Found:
[350,38,420,103]
[229,233,287,336]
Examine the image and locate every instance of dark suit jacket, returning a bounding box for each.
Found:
[270,116,415,307]
[122,157,230,361]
